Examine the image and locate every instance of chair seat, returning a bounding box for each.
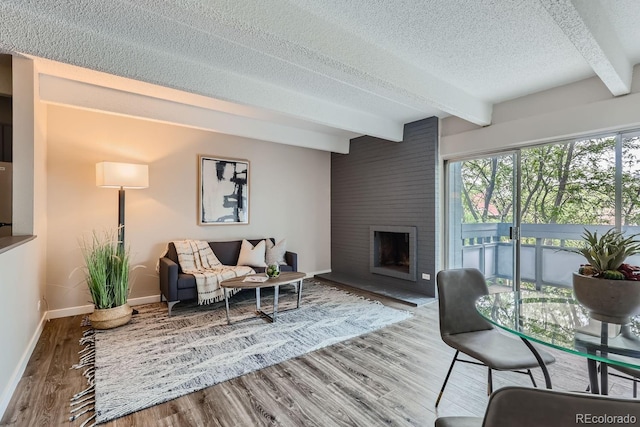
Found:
[444,329,555,370]
[435,417,482,427]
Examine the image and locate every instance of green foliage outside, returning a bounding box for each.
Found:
[455,133,640,291]
[458,135,640,229]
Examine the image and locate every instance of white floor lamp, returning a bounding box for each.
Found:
[96,161,149,249]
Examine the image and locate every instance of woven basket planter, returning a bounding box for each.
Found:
[89,303,133,330]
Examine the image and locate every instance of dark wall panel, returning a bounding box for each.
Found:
[331,117,439,296]
[0,96,12,162]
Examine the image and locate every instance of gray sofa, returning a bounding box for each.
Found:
[159,238,298,315]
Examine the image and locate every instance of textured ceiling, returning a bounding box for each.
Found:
[1,0,639,151]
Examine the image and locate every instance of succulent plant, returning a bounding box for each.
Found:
[572,228,640,280]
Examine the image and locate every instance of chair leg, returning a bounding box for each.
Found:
[634,379,638,399]
[487,368,493,395]
[527,369,537,388]
[435,351,459,408]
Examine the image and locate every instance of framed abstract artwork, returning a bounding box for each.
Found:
[198,155,249,225]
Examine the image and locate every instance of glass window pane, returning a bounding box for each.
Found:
[519,136,616,291]
[622,133,640,227]
[621,132,640,267]
[521,137,616,227]
[447,154,514,289]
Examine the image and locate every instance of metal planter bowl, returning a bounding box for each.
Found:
[573,273,640,325]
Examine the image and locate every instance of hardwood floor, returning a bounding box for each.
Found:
[2,284,637,426]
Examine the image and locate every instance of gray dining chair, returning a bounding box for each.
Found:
[435,268,556,407]
[435,386,640,427]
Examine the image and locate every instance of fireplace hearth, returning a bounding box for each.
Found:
[370,225,417,281]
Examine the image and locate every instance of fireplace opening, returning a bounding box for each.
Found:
[370,225,417,281]
[377,231,410,273]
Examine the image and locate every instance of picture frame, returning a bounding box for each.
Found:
[198,155,249,225]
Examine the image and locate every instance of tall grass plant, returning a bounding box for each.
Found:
[80,229,131,309]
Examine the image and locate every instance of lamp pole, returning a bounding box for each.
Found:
[118,186,125,252]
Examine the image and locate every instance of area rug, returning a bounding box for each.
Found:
[71,280,413,425]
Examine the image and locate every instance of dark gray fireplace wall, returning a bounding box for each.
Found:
[330,117,439,296]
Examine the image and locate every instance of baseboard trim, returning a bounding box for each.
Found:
[46,295,162,320]
[46,304,94,320]
[307,269,331,277]
[0,313,47,420]
[128,294,162,306]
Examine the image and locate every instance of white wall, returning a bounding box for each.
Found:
[440,65,640,159]
[45,105,331,313]
[0,242,47,415]
[0,57,47,418]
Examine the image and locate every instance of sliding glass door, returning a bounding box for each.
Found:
[622,131,640,268]
[447,152,519,290]
[445,130,640,294]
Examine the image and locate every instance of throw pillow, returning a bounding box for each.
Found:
[237,239,267,267]
[266,238,287,266]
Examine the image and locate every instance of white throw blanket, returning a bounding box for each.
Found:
[173,240,255,305]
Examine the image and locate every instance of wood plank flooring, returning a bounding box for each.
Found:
[2,283,637,426]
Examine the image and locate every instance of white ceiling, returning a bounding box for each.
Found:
[2,0,640,152]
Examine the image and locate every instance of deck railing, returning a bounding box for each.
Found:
[460,223,640,290]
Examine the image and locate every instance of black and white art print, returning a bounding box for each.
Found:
[199,156,249,225]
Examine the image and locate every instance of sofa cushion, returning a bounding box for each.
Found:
[266,238,287,266]
[237,239,267,267]
[177,273,196,290]
[208,240,242,266]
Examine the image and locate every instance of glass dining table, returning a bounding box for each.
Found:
[475,291,640,395]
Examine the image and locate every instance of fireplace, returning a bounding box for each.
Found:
[370,225,417,281]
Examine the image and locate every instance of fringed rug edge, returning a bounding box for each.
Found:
[70,318,97,427]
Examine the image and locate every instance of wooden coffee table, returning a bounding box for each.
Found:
[220,271,305,324]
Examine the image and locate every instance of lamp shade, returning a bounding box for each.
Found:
[96,162,149,189]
